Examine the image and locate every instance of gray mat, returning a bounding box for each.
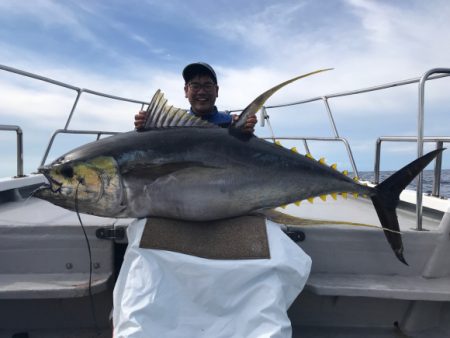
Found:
[139,215,270,260]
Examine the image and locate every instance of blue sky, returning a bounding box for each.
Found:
[1,0,450,178]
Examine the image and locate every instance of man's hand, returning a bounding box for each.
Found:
[134,110,148,130]
[233,114,257,134]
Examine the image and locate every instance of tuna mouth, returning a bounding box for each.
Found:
[39,168,63,193]
[31,183,52,197]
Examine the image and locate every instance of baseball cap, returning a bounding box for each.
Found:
[182,62,217,84]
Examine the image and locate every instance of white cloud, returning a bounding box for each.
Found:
[195,0,450,133]
[345,0,450,69]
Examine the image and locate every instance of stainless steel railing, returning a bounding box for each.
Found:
[257,98,360,177]
[374,136,450,190]
[1,63,449,229]
[0,64,149,168]
[261,136,358,178]
[0,125,24,177]
[373,69,450,230]
[252,69,449,230]
[415,69,450,229]
[40,129,119,167]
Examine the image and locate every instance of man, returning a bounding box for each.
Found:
[114,62,311,338]
[134,62,257,133]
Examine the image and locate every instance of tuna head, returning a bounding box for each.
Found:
[35,156,125,217]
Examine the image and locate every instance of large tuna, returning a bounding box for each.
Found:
[35,69,443,265]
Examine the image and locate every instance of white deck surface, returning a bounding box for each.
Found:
[0,197,133,227]
[0,197,133,299]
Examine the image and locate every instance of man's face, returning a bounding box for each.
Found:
[184,75,219,116]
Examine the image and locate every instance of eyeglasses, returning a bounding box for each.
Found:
[187,82,216,92]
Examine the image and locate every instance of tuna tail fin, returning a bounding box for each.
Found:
[371,148,445,265]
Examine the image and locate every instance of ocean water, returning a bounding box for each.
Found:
[358,169,450,198]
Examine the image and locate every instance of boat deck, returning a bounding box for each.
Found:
[1,176,450,336]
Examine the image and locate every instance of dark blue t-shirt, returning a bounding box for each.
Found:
[188,107,232,128]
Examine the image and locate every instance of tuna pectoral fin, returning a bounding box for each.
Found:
[371,148,445,265]
[232,69,332,131]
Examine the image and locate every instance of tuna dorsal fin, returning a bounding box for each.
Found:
[232,68,333,130]
[143,90,217,129]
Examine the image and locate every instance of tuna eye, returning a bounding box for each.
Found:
[60,165,74,179]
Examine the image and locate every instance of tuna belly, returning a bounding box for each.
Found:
[132,167,260,221]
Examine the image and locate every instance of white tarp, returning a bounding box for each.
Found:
[113,218,311,338]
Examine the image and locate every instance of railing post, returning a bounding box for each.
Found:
[260,106,277,143]
[341,139,359,179]
[260,106,267,127]
[416,68,450,230]
[374,138,382,184]
[432,141,444,197]
[416,73,426,230]
[39,130,62,167]
[322,96,340,138]
[64,89,82,130]
[0,125,24,177]
[16,127,24,177]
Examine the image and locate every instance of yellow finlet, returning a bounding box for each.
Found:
[291,147,298,153]
[280,204,287,209]
[294,200,301,206]
[352,193,359,199]
[331,193,337,200]
[320,195,327,201]
[331,163,337,170]
[306,153,314,160]
[319,157,326,164]
[342,170,348,176]
[307,197,314,204]
[275,140,282,146]
[342,192,348,199]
